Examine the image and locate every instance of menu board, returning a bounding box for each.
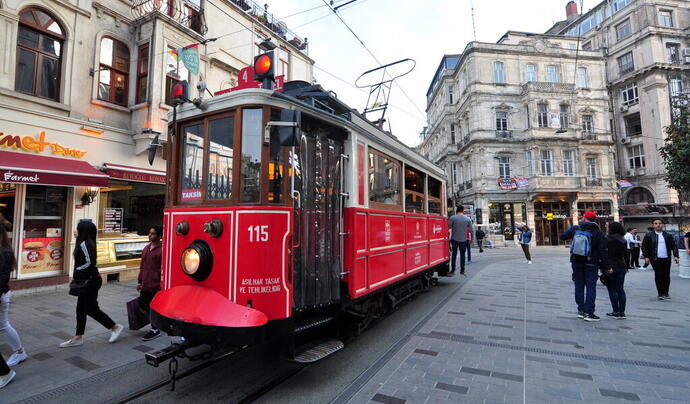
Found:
[104,208,123,233]
[21,237,64,274]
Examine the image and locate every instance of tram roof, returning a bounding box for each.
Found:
[173,86,445,180]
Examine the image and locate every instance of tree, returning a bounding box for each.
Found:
[659,107,690,204]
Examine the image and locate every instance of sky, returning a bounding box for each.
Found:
[265,0,600,146]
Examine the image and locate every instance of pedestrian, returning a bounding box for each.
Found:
[623,228,633,269]
[475,226,486,253]
[60,220,123,347]
[604,222,628,319]
[641,227,653,269]
[138,225,163,341]
[448,206,471,276]
[519,225,532,264]
[0,224,27,366]
[641,218,679,300]
[466,225,473,263]
[561,211,609,322]
[627,228,641,269]
[680,230,690,278]
[0,353,15,389]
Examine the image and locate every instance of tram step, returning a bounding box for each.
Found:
[291,338,344,363]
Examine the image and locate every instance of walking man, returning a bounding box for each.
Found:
[138,225,163,340]
[625,228,641,269]
[641,219,679,300]
[475,226,486,253]
[448,206,471,276]
[561,211,609,322]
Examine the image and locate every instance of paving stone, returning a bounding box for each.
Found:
[599,388,641,401]
[371,393,406,404]
[558,370,593,381]
[434,382,468,394]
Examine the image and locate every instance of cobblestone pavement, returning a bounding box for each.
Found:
[344,248,690,404]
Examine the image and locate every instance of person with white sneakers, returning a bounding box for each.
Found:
[60,220,123,348]
[0,224,27,367]
[0,353,15,389]
[519,225,533,264]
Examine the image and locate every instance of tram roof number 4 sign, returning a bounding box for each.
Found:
[213,66,285,96]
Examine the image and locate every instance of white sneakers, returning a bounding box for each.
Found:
[0,370,16,389]
[6,351,28,367]
[528,261,533,264]
[59,338,83,348]
[109,324,124,343]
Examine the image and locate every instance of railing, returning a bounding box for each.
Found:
[521,82,575,94]
[131,0,208,35]
[496,130,513,139]
[229,0,308,52]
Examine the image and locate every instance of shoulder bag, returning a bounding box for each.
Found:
[68,279,90,296]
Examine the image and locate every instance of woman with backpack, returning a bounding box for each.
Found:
[0,224,27,366]
[59,220,123,348]
[604,222,628,319]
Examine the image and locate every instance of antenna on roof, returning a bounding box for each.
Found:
[470,0,477,41]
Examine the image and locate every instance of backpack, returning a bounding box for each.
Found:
[570,228,593,260]
[674,233,685,250]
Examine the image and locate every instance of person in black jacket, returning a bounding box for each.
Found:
[604,222,628,319]
[560,211,609,322]
[60,220,123,348]
[475,227,486,253]
[641,218,679,300]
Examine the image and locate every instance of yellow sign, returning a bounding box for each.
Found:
[0,131,87,158]
[546,213,554,221]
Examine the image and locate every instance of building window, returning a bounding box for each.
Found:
[624,113,642,136]
[586,157,598,179]
[559,104,569,129]
[669,75,684,97]
[525,64,536,82]
[658,9,673,27]
[563,150,575,177]
[626,187,654,204]
[582,115,593,133]
[546,65,559,83]
[616,19,632,41]
[136,44,149,104]
[496,111,508,131]
[621,82,639,106]
[165,46,190,106]
[666,43,681,64]
[277,47,290,80]
[498,156,511,180]
[369,148,401,209]
[612,0,632,12]
[154,0,175,17]
[540,150,553,176]
[577,67,588,88]
[537,103,548,128]
[15,7,65,101]
[448,85,454,104]
[450,123,456,143]
[405,166,426,214]
[618,52,634,74]
[627,144,646,168]
[98,37,130,106]
[182,0,204,34]
[493,61,505,84]
[526,150,534,176]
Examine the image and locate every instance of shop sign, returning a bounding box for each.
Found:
[105,168,166,184]
[0,131,87,158]
[497,178,517,190]
[103,208,123,233]
[542,213,567,220]
[21,237,64,274]
[515,177,529,188]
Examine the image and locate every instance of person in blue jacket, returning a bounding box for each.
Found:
[519,226,532,264]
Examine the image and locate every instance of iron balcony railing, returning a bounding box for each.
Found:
[229,0,308,52]
[131,0,208,35]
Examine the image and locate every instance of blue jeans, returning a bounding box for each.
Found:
[606,269,627,313]
[451,240,467,273]
[572,262,598,314]
[467,242,472,261]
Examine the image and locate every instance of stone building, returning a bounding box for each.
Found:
[548,0,689,231]
[424,32,618,245]
[0,0,312,287]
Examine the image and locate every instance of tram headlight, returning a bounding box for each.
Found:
[180,240,213,281]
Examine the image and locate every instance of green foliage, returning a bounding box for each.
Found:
[659,110,690,203]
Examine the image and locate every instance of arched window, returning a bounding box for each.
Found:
[626,187,655,205]
[98,37,130,106]
[15,7,65,100]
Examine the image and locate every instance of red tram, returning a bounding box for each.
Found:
[150,76,449,360]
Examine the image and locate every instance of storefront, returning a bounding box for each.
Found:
[577,201,613,230]
[488,202,527,241]
[534,201,572,246]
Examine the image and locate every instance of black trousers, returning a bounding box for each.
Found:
[0,353,9,376]
[624,250,631,268]
[521,244,531,261]
[651,258,672,296]
[477,239,484,252]
[630,247,640,267]
[76,277,116,335]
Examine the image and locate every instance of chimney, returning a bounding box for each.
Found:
[566,1,578,21]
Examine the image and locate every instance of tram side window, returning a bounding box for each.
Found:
[405,166,425,213]
[207,115,234,200]
[179,123,204,203]
[427,177,442,215]
[268,109,285,203]
[241,108,263,203]
[369,149,401,209]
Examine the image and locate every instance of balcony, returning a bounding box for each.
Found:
[231,0,308,52]
[496,130,513,139]
[131,0,208,35]
[521,82,575,95]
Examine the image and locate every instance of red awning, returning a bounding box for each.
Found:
[103,163,166,184]
[0,150,109,187]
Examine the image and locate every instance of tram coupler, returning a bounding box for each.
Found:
[145,340,199,367]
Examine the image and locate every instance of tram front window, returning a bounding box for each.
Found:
[180,123,204,203]
[207,115,234,200]
[241,108,262,203]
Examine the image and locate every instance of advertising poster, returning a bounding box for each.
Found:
[103,208,123,233]
[21,237,64,274]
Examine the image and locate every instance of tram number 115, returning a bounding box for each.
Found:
[248,225,269,242]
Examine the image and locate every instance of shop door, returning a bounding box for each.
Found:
[536,218,572,246]
[501,203,515,240]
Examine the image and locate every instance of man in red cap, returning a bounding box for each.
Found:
[561,211,609,322]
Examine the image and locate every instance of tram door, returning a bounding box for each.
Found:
[292,117,344,310]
